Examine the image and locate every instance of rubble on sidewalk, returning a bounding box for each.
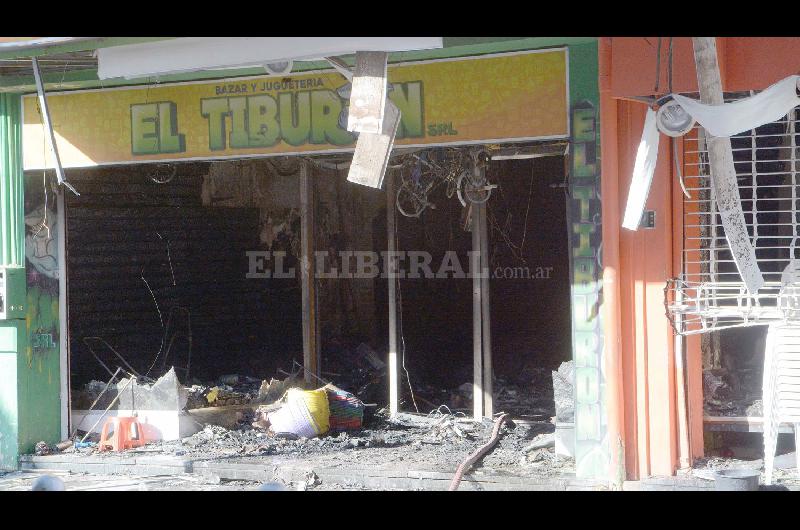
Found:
[297,470,322,491]
[420,408,476,444]
[34,441,53,456]
[60,352,578,483]
[157,408,570,474]
[522,432,555,453]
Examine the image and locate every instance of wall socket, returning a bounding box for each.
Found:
[641,210,656,229]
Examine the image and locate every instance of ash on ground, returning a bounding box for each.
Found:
[149,410,573,477]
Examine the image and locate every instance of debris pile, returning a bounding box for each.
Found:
[412,366,558,419]
[495,366,558,419]
[420,408,476,444]
[257,373,304,403]
[322,340,386,403]
[61,356,576,482]
[552,360,575,423]
[34,441,53,456]
[205,386,251,407]
[185,374,263,409]
[72,380,118,410]
[703,368,763,417]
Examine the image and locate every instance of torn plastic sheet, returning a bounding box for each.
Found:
[672,75,800,138]
[622,107,660,230]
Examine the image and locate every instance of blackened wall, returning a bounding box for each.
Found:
[488,157,572,378]
[373,156,572,388]
[65,163,302,386]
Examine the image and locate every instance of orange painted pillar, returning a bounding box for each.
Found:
[612,107,681,477]
[605,37,715,478]
[615,101,679,478]
[598,37,627,486]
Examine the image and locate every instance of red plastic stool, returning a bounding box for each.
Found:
[98,416,147,452]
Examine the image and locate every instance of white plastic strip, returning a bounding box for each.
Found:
[622,108,660,230]
[672,75,800,138]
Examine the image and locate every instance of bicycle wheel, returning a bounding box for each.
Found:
[457,171,493,206]
[396,180,428,218]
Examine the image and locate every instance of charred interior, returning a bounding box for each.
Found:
[54,145,572,420]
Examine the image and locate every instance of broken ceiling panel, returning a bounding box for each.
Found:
[347,51,388,134]
[347,100,401,189]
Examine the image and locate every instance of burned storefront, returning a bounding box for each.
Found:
[0,38,606,487]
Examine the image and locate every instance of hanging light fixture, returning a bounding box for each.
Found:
[656,99,695,137]
[264,60,293,76]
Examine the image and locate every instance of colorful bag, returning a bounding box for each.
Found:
[267,388,330,438]
[326,387,365,432]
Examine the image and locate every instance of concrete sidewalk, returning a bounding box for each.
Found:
[16,452,607,491]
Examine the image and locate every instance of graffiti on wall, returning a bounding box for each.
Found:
[23,178,59,372]
[569,99,608,479]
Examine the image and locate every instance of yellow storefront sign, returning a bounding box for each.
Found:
[22,49,568,169]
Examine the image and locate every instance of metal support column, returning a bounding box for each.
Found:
[478,200,493,417]
[386,170,399,417]
[471,203,484,421]
[300,162,319,384]
[57,189,69,440]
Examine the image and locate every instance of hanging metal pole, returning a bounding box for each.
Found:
[58,187,70,440]
[386,170,399,417]
[31,57,78,196]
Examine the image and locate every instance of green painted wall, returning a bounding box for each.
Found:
[18,173,62,457]
[17,283,61,455]
[567,42,608,480]
[0,322,21,470]
[0,93,26,471]
[0,93,24,266]
[0,92,61,470]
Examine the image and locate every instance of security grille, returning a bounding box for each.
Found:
[667,94,800,335]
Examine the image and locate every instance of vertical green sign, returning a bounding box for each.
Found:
[567,41,609,480]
